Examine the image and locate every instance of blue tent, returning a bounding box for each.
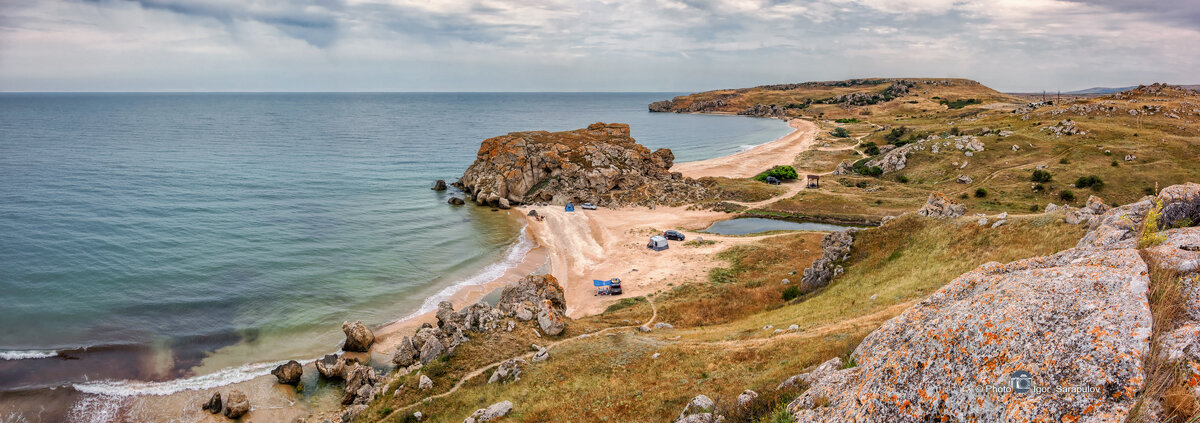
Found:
[565,202,575,212]
[593,279,612,287]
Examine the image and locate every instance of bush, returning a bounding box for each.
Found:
[781,286,801,301]
[831,127,851,138]
[1059,158,1070,164]
[754,165,799,182]
[1144,186,1157,196]
[1033,183,1045,192]
[1060,190,1076,202]
[1075,175,1104,190]
[1029,204,1040,212]
[834,118,860,123]
[960,193,969,199]
[884,127,910,144]
[975,188,988,198]
[896,175,909,184]
[1111,160,1119,167]
[860,142,880,156]
[1138,199,1167,248]
[940,98,980,109]
[1031,170,1052,183]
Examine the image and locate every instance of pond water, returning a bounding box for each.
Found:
[703,217,855,235]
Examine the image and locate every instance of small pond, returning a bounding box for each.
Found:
[703,217,854,235]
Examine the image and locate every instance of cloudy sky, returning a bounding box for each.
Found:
[1,0,1197,92]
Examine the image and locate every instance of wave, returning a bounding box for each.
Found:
[737,143,763,153]
[0,350,59,360]
[396,225,535,322]
[71,358,297,397]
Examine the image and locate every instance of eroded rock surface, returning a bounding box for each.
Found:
[800,230,857,292]
[341,320,375,352]
[916,192,966,219]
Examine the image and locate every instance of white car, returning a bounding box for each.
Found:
[580,203,598,210]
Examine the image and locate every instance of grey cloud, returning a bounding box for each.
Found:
[77,0,343,47]
[1061,0,1200,28]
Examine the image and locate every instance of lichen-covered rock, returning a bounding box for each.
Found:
[271,360,303,386]
[1156,182,1200,228]
[800,230,857,292]
[536,299,566,336]
[488,358,526,384]
[455,123,714,207]
[916,192,966,219]
[418,334,446,365]
[788,245,1152,422]
[418,374,433,390]
[736,390,759,406]
[1075,199,1154,250]
[497,274,566,317]
[341,321,374,352]
[463,400,513,423]
[223,390,250,419]
[778,357,843,390]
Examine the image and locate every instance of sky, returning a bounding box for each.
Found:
[0,0,1197,92]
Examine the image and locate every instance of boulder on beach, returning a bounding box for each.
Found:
[432,179,447,191]
[316,353,347,379]
[341,320,375,352]
[271,360,303,386]
[202,392,222,414]
[223,390,250,419]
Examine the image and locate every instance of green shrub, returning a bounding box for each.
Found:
[940,98,980,109]
[884,127,910,144]
[1143,186,1157,196]
[974,188,988,198]
[1060,190,1076,202]
[1031,170,1052,183]
[896,175,909,184]
[831,127,851,138]
[753,165,799,182]
[1111,160,1119,167]
[1059,158,1070,165]
[781,286,801,301]
[859,142,880,156]
[1075,175,1104,190]
[834,118,860,123]
[1029,204,1040,212]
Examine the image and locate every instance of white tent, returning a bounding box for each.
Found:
[647,235,669,251]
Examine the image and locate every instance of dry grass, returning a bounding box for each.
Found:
[1126,252,1199,423]
[701,177,788,202]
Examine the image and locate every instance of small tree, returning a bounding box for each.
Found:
[1060,190,1076,202]
[975,188,988,198]
[1031,170,1052,183]
[831,127,851,138]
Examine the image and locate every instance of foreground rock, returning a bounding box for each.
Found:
[223,390,250,419]
[463,400,513,423]
[455,122,713,208]
[341,320,375,352]
[342,363,380,406]
[675,394,718,423]
[800,230,857,292]
[271,360,303,386]
[780,185,1200,421]
[916,192,966,219]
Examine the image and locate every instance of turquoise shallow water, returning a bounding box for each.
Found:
[0,93,791,394]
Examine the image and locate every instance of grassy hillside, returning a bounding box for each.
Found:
[359,214,1085,422]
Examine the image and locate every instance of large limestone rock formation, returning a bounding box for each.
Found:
[271,360,303,386]
[455,123,713,207]
[341,320,375,352]
[786,183,1200,422]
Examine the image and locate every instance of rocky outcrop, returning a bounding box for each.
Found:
[418,374,432,390]
[1063,195,1113,226]
[224,390,250,419]
[342,363,380,406]
[392,336,418,367]
[916,192,965,219]
[463,400,513,423]
[736,390,759,406]
[865,144,911,174]
[341,321,374,352]
[738,103,787,117]
[832,160,854,175]
[497,274,566,320]
[536,299,567,336]
[316,354,348,379]
[448,197,465,205]
[455,123,713,208]
[432,180,447,191]
[956,174,972,184]
[648,100,675,112]
[785,184,1200,422]
[271,360,303,386]
[1157,182,1200,229]
[488,358,526,384]
[800,230,857,292]
[202,392,222,414]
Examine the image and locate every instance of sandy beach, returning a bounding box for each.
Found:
[671,118,817,179]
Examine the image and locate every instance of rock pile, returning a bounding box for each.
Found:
[916,192,966,219]
[455,123,714,207]
[800,230,857,292]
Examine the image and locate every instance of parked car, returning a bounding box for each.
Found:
[609,278,623,295]
[663,230,686,241]
[581,203,598,210]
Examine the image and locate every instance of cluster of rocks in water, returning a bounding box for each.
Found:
[679,183,1200,423]
[201,390,250,419]
[454,122,715,208]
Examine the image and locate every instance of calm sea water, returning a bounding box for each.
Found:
[0,93,790,396]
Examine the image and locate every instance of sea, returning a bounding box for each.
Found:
[0,92,792,419]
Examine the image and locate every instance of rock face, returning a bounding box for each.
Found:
[536,299,567,336]
[865,145,911,174]
[271,360,303,386]
[497,274,566,324]
[224,390,250,419]
[202,392,222,414]
[392,336,418,367]
[800,230,857,292]
[1156,182,1200,229]
[455,123,713,208]
[463,400,513,423]
[916,192,966,219]
[738,103,787,117]
[782,185,1200,422]
[341,321,375,352]
[342,363,380,406]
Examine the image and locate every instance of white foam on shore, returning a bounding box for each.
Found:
[398,225,535,322]
[71,359,289,397]
[737,143,763,153]
[0,350,58,360]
